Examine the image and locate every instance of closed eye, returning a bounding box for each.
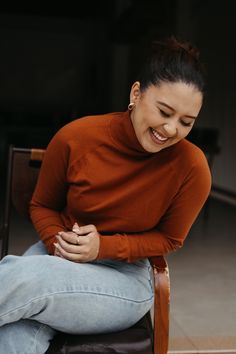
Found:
[180,120,193,127]
[159,109,171,118]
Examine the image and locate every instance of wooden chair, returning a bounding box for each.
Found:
[0,145,170,354]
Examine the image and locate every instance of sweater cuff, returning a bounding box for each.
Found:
[44,236,57,255]
[97,234,130,261]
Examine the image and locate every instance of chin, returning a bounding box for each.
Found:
[152,147,165,153]
[143,143,163,153]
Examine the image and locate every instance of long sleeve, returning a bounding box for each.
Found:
[29,112,212,261]
[30,128,70,254]
[97,151,212,262]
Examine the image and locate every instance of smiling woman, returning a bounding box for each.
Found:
[0,36,211,354]
[129,81,202,153]
[128,36,205,154]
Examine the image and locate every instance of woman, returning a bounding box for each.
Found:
[0,36,211,353]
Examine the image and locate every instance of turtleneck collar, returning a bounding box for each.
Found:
[109,110,154,157]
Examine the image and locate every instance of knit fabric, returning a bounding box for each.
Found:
[30,111,211,262]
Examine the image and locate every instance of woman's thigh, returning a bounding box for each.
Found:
[0,250,154,334]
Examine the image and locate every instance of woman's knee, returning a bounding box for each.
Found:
[23,241,48,256]
[1,255,58,294]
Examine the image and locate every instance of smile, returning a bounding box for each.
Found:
[150,128,168,144]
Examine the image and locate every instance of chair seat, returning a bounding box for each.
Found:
[45,314,153,354]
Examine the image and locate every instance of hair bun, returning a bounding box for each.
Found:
[152,36,200,61]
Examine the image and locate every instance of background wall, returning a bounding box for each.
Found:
[0,0,235,201]
[174,0,236,197]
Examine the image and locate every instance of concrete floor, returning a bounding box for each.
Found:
[167,198,236,353]
[1,197,236,353]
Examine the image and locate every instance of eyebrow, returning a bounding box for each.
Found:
[157,101,197,119]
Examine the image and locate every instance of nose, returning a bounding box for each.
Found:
[163,122,177,137]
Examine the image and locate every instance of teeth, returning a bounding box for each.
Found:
[151,128,168,141]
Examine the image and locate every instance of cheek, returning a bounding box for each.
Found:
[180,127,193,139]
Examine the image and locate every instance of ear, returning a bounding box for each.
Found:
[129,81,141,103]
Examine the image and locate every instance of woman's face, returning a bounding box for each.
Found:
[129,81,203,153]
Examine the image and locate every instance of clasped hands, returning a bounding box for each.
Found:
[54,223,100,262]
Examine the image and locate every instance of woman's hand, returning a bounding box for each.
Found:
[54,223,100,262]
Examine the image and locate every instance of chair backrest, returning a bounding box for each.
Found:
[0,145,45,258]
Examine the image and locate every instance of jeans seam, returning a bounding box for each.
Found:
[0,291,154,320]
[33,324,46,354]
[24,323,47,354]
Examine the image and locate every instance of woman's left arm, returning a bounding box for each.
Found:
[97,159,212,262]
[55,159,211,263]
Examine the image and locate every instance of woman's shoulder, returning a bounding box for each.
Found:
[174,139,211,183]
[179,138,209,166]
[52,112,119,142]
[60,112,115,133]
[48,112,124,157]
[163,138,211,181]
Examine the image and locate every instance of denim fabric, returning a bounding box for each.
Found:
[0,241,154,354]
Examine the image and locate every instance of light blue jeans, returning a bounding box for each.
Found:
[0,241,154,354]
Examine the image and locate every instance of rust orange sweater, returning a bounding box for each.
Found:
[30,111,211,262]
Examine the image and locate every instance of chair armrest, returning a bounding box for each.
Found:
[150,256,170,354]
[31,149,45,161]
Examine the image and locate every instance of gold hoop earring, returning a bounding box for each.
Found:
[128,102,135,111]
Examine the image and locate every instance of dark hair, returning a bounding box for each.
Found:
[138,36,206,94]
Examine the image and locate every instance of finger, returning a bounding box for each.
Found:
[53,243,64,258]
[54,243,84,262]
[72,223,80,234]
[54,244,61,256]
[56,235,81,253]
[72,234,90,246]
[58,231,78,245]
[76,224,97,235]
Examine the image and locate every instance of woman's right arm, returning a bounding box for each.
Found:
[30,128,70,254]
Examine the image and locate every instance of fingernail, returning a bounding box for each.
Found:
[54,243,59,248]
[58,231,63,235]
